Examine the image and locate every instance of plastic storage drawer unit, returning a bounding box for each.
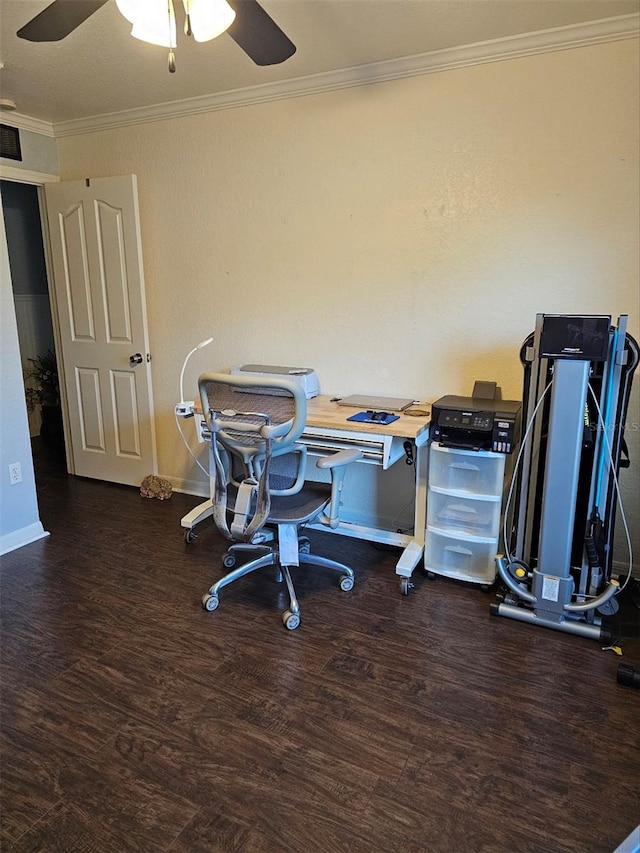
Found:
[424,529,498,585]
[427,486,502,539]
[428,443,505,496]
[425,442,507,586]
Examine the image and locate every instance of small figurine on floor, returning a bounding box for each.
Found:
[140,474,173,500]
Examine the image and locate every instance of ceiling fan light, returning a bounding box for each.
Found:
[116,0,177,47]
[131,15,177,48]
[115,0,133,25]
[115,0,152,25]
[183,0,235,42]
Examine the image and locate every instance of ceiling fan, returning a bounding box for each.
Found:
[17,0,296,70]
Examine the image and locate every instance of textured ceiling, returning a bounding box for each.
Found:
[1,0,639,125]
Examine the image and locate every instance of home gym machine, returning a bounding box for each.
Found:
[492,314,638,641]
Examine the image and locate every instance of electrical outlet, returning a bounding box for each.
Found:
[9,462,22,485]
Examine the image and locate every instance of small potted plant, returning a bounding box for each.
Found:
[24,350,63,450]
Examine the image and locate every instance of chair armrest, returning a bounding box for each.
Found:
[315,448,363,469]
[315,448,363,528]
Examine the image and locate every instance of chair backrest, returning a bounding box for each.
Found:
[198,372,308,542]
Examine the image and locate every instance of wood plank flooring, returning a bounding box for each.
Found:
[1,439,639,852]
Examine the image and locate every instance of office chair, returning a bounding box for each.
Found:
[197,372,362,630]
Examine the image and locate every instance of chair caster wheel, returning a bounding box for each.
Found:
[202,593,219,611]
[283,610,300,630]
[184,528,197,544]
[222,552,236,569]
[298,536,311,554]
[400,578,414,596]
[340,575,354,592]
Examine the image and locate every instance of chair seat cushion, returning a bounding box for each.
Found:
[267,481,331,524]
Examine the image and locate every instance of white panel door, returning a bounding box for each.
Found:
[44,175,157,485]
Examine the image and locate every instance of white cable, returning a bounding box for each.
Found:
[175,411,209,476]
[175,336,214,477]
[587,385,634,592]
[387,456,417,535]
[390,493,416,535]
[501,361,633,601]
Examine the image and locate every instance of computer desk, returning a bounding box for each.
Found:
[181,395,431,594]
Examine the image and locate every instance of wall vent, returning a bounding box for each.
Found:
[0,125,22,161]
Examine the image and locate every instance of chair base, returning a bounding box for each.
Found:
[202,546,354,630]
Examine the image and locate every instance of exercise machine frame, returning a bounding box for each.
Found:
[492,313,638,641]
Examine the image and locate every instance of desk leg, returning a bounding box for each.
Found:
[395,438,428,592]
[396,540,424,576]
[181,498,213,542]
[181,439,214,542]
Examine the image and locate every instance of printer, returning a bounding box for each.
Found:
[230,364,320,398]
[431,391,522,454]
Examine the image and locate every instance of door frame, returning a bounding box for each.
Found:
[1,164,74,473]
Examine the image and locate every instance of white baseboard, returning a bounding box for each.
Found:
[166,476,208,499]
[612,559,640,581]
[0,522,49,556]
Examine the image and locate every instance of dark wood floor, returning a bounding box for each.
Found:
[1,439,639,853]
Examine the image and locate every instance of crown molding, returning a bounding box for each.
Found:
[53,13,639,138]
[0,112,55,137]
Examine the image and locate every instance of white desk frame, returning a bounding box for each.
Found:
[180,396,431,590]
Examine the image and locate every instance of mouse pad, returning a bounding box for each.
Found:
[347,411,400,426]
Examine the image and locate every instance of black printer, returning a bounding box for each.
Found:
[431,387,522,454]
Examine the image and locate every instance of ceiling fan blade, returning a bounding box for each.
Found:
[227,0,296,66]
[17,0,109,42]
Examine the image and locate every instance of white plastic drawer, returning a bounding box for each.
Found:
[428,442,505,497]
[424,528,497,584]
[427,486,501,539]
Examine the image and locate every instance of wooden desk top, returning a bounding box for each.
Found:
[193,393,431,439]
[306,395,431,439]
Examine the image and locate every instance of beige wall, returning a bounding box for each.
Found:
[56,38,639,563]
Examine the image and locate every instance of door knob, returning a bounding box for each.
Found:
[129,353,143,366]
